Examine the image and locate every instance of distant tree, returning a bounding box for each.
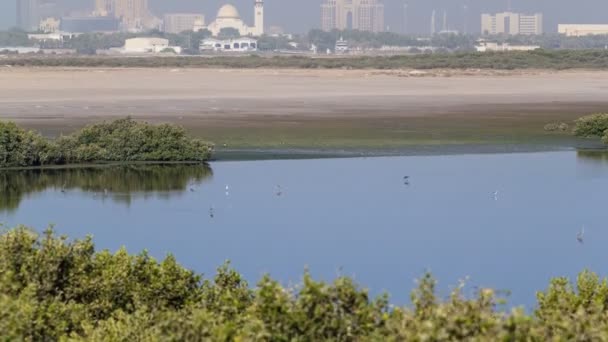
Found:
[65,32,137,52]
[307,29,475,52]
[308,29,335,53]
[193,28,212,39]
[0,30,33,47]
[257,35,293,51]
[217,28,240,40]
[160,47,177,54]
[168,29,212,54]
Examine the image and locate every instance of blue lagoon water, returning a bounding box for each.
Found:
[1,151,607,308]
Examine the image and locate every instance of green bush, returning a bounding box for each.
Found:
[0,118,214,168]
[4,227,608,340]
[6,49,608,70]
[0,121,53,168]
[573,113,608,144]
[544,122,569,132]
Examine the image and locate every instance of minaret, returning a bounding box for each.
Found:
[430,10,436,35]
[463,4,468,34]
[255,0,264,36]
[402,2,408,34]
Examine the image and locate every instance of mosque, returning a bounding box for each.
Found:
[205,1,264,37]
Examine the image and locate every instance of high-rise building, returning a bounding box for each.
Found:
[114,0,149,30]
[163,13,205,34]
[16,0,39,31]
[95,0,114,16]
[92,0,153,31]
[481,12,543,35]
[321,0,337,32]
[321,0,384,33]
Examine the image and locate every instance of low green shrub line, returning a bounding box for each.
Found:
[0,118,214,168]
[5,49,608,70]
[1,227,607,341]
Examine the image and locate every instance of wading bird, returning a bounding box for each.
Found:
[577,227,585,244]
[275,185,283,197]
[209,207,215,219]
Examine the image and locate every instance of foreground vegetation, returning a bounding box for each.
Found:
[0,118,213,168]
[1,227,608,340]
[3,49,608,70]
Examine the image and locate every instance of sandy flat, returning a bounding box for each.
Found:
[1,68,607,129]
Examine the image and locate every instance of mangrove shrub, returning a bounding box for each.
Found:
[0,118,214,168]
[3,227,608,340]
[0,121,53,168]
[574,113,608,144]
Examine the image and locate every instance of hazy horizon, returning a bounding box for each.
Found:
[2,0,608,34]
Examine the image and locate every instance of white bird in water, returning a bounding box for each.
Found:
[493,191,499,201]
[225,185,230,196]
[577,227,585,244]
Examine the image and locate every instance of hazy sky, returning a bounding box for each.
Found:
[2,0,608,34]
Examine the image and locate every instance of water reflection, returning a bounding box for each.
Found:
[2,152,608,308]
[0,164,213,212]
[576,150,608,178]
[577,150,608,164]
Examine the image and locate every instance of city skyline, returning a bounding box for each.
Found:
[3,0,608,34]
[321,0,384,33]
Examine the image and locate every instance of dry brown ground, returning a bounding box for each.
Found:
[1,67,607,149]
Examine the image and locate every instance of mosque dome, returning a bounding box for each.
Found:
[217,4,241,19]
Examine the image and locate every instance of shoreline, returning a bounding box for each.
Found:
[2,67,608,157]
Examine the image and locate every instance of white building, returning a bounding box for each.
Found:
[481,12,543,35]
[28,33,64,42]
[123,37,182,54]
[163,13,205,34]
[475,40,540,52]
[558,24,608,37]
[200,37,258,52]
[205,2,264,37]
[335,37,349,53]
[39,17,61,33]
